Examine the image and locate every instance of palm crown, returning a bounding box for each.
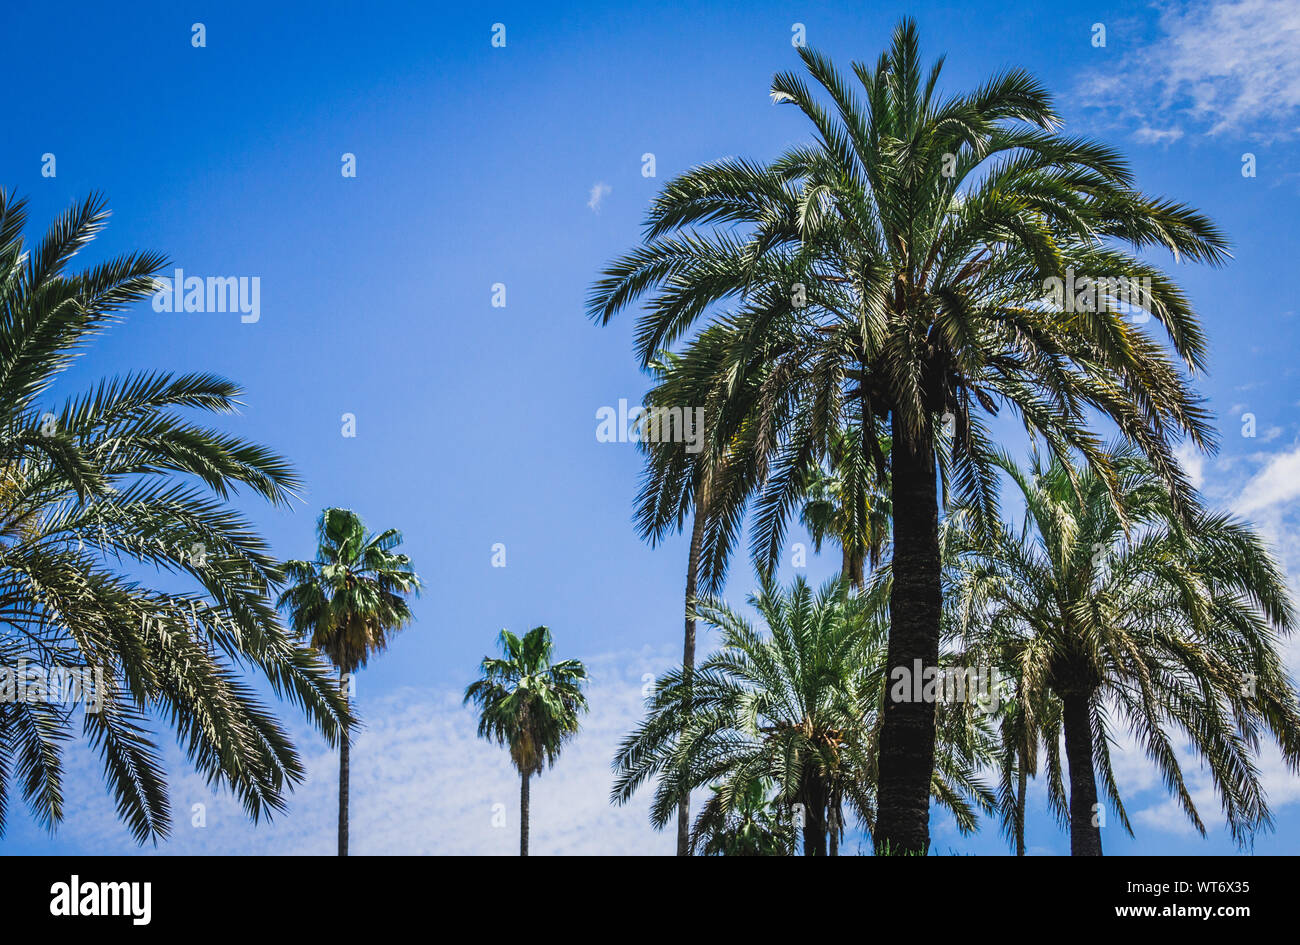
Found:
[0,192,349,843]
[949,446,1300,852]
[613,575,996,854]
[278,507,422,676]
[464,626,589,778]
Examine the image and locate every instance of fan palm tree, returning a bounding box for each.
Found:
[464,626,588,856]
[0,191,350,843]
[278,507,421,856]
[949,447,1300,854]
[589,20,1228,852]
[612,575,996,855]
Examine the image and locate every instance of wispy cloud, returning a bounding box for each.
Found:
[1078,0,1300,140]
[587,182,612,213]
[16,649,678,855]
[1231,443,1300,519]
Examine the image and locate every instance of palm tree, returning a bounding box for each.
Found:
[949,447,1300,854]
[612,575,995,855]
[0,191,350,843]
[464,626,588,856]
[692,779,795,855]
[634,333,779,854]
[278,507,421,856]
[800,428,892,589]
[589,20,1228,853]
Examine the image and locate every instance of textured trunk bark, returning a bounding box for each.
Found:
[828,801,840,856]
[842,544,864,589]
[520,771,531,857]
[802,775,828,856]
[874,415,941,856]
[338,671,349,857]
[1015,752,1027,857]
[677,505,705,856]
[1062,691,1102,856]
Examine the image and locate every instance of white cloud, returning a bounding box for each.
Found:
[587,182,612,213]
[1176,441,1206,489]
[1231,443,1300,518]
[22,648,679,855]
[1133,125,1185,144]
[1079,0,1300,139]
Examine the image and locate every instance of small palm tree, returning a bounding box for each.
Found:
[0,192,349,843]
[950,447,1300,854]
[693,779,795,855]
[278,507,421,856]
[613,575,995,855]
[464,626,588,856]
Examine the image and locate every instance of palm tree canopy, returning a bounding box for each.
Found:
[278,507,422,675]
[612,575,996,838]
[693,779,795,855]
[464,626,588,777]
[949,445,1300,845]
[0,192,350,844]
[589,17,1229,575]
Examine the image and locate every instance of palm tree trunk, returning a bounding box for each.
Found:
[874,415,941,856]
[338,671,349,857]
[1062,690,1102,856]
[520,770,531,857]
[677,504,706,856]
[1015,751,1027,857]
[828,801,840,856]
[842,544,864,589]
[802,774,828,856]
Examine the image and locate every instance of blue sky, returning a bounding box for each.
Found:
[3,0,1300,854]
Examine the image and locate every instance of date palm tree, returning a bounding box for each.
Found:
[464,625,588,856]
[278,507,421,856]
[949,447,1300,854]
[692,779,795,855]
[634,331,780,853]
[612,575,996,855]
[589,20,1228,852]
[0,191,350,843]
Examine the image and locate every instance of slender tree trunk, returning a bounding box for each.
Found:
[1062,690,1102,856]
[520,770,531,857]
[677,504,706,856]
[801,773,828,856]
[874,415,941,856]
[338,670,349,857]
[1015,750,1027,857]
[842,544,864,589]
[829,801,840,856]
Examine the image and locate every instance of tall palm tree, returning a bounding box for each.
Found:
[464,626,588,856]
[589,20,1228,852]
[949,447,1300,854]
[634,334,777,854]
[612,575,996,855]
[278,507,421,856]
[0,191,350,843]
